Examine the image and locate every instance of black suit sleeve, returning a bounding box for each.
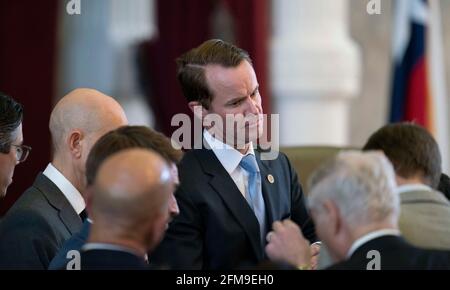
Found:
[282,153,317,243]
[0,210,58,270]
[150,187,204,269]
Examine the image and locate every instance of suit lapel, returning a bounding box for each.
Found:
[195,149,264,260]
[34,173,82,235]
[255,152,278,231]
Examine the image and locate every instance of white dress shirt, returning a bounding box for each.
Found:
[347,229,401,258]
[203,129,258,200]
[43,163,86,215]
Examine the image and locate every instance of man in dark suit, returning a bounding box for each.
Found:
[327,235,450,270]
[151,39,317,270]
[80,148,176,270]
[0,92,30,200]
[49,217,91,270]
[49,125,182,270]
[265,151,450,270]
[0,88,128,269]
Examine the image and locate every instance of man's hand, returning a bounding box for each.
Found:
[309,243,321,270]
[265,219,312,269]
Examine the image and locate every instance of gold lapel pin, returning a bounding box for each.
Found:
[267,174,275,184]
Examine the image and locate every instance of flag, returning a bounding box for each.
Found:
[390,0,449,173]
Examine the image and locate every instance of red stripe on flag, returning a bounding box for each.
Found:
[405,57,428,126]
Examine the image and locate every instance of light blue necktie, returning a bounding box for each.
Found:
[240,154,266,245]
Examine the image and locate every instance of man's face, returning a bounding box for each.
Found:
[0,123,23,198]
[149,164,180,249]
[311,208,331,246]
[202,60,263,148]
[311,204,346,263]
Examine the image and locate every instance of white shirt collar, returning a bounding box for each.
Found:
[347,229,401,258]
[396,183,433,194]
[43,163,85,215]
[203,130,255,175]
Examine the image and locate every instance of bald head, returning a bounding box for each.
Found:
[50,88,128,155]
[91,148,174,251]
[48,88,128,192]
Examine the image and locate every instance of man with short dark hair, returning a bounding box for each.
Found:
[363,122,441,188]
[363,122,450,250]
[0,92,31,200]
[151,39,317,270]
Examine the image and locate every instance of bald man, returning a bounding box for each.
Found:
[80,149,174,270]
[48,125,182,270]
[0,88,128,269]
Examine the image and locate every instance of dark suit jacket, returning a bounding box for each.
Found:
[151,148,316,270]
[328,235,450,270]
[81,249,148,270]
[49,219,91,270]
[438,173,450,201]
[0,173,83,269]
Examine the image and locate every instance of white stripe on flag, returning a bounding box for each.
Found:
[392,0,410,61]
[392,0,427,62]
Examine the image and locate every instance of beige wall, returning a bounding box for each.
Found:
[348,0,392,147]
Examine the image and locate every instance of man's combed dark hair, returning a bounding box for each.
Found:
[363,122,442,188]
[86,125,183,186]
[0,92,23,153]
[176,39,252,109]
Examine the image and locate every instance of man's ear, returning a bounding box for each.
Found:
[322,199,341,236]
[188,101,208,119]
[68,130,83,159]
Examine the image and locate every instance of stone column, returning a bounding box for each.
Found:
[271,0,361,146]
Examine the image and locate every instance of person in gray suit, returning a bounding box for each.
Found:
[0,92,31,200]
[0,88,128,269]
[363,122,450,250]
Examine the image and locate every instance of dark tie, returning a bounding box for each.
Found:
[79,209,88,222]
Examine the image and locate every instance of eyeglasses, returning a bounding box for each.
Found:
[11,144,32,163]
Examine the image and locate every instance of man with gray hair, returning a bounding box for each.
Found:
[265,151,450,270]
[0,88,128,269]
